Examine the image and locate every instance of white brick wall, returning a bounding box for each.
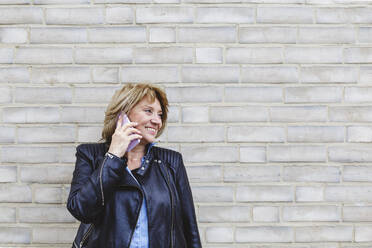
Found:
[1,1,372,247]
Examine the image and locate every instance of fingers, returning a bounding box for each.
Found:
[128,134,142,141]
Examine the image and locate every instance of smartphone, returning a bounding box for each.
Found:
[120,113,140,152]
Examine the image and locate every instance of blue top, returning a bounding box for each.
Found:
[125,143,156,248]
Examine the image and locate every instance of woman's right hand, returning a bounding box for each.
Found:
[107,113,142,158]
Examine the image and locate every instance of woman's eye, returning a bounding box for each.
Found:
[145,109,152,113]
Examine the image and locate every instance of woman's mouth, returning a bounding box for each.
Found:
[145,127,156,135]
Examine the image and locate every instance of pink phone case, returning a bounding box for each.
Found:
[121,114,140,152]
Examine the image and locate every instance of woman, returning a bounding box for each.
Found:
[67,83,202,248]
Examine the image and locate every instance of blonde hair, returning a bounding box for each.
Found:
[100,83,168,145]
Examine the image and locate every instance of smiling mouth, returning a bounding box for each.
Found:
[145,127,157,134]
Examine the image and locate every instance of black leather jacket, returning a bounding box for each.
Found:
[67,142,202,248]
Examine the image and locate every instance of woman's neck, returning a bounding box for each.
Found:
[126,144,146,162]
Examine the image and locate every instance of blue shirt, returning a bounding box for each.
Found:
[125,143,156,248]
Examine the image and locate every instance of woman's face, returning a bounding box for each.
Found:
[128,96,163,145]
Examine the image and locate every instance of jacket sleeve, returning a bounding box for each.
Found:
[175,153,202,248]
[67,144,127,224]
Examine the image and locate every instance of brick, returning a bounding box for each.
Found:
[182,66,239,83]
[31,28,87,44]
[210,106,268,122]
[0,126,15,143]
[0,185,31,202]
[205,227,233,243]
[268,145,326,162]
[228,126,284,143]
[298,27,355,44]
[344,206,372,222]
[186,165,221,183]
[330,107,372,122]
[136,7,193,23]
[225,87,282,103]
[236,227,293,242]
[0,228,31,244]
[46,8,104,25]
[179,27,235,43]
[345,47,372,63]
[88,27,146,43]
[253,206,279,222]
[74,86,118,103]
[283,166,340,182]
[181,146,238,163]
[226,47,282,64]
[285,86,342,103]
[240,146,266,163]
[0,87,11,103]
[236,186,293,202]
[196,7,254,23]
[135,47,192,64]
[192,186,234,202]
[92,67,118,83]
[224,165,280,182]
[288,126,344,142]
[0,166,16,182]
[283,206,340,222]
[240,27,296,43]
[270,106,327,122]
[0,48,13,63]
[168,126,224,142]
[78,126,102,142]
[1,146,59,163]
[31,67,90,84]
[0,0,30,3]
[3,107,59,123]
[33,227,77,244]
[15,47,73,64]
[360,66,372,83]
[75,47,132,64]
[0,8,42,24]
[95,0,150,2]
[0,208,15,222]
[0,67,29,83]
[106,6,133,24]
[300,66,358,83]
[285,47,343,64]
[19,207,74,223]
[345,87,372,102]
[317,8,372,24]
[242,66,298,83]
[325,186,372,202]
[356,226,372,242]
[196,48,222,64]
[166,86,223,103]
[348,126,372,142]
[182,106,208,123]
[35,187,62,203]
[18,126,76,143]
[167,106,179,123]
[360,27,372,43]
[257,7,313,23]
[34,0,89,3]
[149,27,175,43]
[344,165,372,182]
[14,87,72,104]
[296,186,323,202]
[329,146,372,162]
[0,28,28,44]
[60,146,76,163]
[122,66,178,83]
[296,226,352,242]
[199,206,250,222]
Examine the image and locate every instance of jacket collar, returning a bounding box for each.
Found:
[134,142,156,176]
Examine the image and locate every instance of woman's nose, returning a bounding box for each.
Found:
[151,115,162,124]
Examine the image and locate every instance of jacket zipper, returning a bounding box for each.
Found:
[99,156,108,206]
[163,164,174,248]
[80,224,94,248]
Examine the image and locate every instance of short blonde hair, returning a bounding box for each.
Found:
[100,83,168,145]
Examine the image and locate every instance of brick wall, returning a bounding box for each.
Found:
[1,0,372,247]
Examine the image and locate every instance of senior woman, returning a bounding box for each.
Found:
[67,83,201,248]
